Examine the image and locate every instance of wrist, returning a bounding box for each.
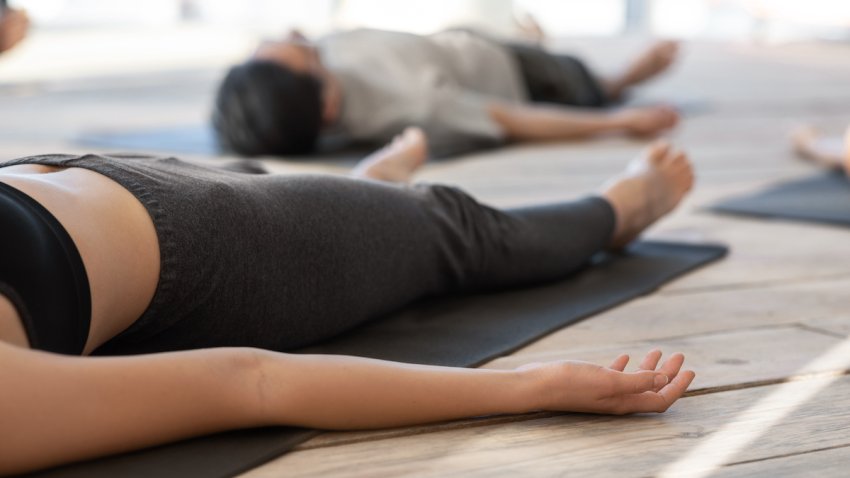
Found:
[609,110,635,130]
[509,367,548,414]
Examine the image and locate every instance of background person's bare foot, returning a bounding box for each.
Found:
[604,41,679,101]
[351,127,429,183]
[601,141,695,249]
[792,126,847,171]
[617,105,680,137]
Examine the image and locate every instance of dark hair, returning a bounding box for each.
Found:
[212,60,323,156]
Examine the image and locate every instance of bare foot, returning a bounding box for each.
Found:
[351,127,429,183]
[617,105,680,137]
[601,141,694,249]
[605,41,679,101]
[792,126,847,171]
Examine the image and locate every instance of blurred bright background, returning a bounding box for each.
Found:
[1,0,849,159]
[1,0,850,83]
[11,0,850,38]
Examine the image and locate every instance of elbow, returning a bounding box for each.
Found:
[214,347,274,427]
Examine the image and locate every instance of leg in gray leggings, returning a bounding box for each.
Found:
[95,165,615,354]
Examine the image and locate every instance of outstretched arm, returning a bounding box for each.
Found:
[0,342,693,475]
[488,102,679,142]
[254,348,693,429]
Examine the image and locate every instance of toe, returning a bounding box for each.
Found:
[668,150,689,167]
[647,140,672,164]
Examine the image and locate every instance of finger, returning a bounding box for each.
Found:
[609,353,630,371]
[638,349,662,371]
[657,352,686,382]
[658,369,696,406]
[610,370,668,396]
[611,370,696,414]
[664,108,679,128]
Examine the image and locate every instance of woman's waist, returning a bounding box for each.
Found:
[0,166,161,353]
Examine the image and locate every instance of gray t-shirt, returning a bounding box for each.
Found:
[318,29,527,154]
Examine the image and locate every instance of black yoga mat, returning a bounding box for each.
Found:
[75,124,484,160]
[74,124,376,161]
[74,125,498,160]
[28,240,727,478]
[709,171,850,226]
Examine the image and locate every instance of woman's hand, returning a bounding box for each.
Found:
[616,106,680,137]
[518,349,695,415]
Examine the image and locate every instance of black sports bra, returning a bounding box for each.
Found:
[0,181,91,354]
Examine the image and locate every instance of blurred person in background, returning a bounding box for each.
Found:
[213,28,680,157]
[0,1,28,54]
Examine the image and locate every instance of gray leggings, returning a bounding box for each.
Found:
[5,154,616,355]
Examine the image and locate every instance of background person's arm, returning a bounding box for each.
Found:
[488,102,679,142]
[0,341,692,475]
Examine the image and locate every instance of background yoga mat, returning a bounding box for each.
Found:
[709,171,850,226]
[76,124,221,156]
[27,240,727,478]
[75,124,379,161]
[74,124,485,160]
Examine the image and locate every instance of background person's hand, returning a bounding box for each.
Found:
[618,105,680,137]
[518,349,695,415]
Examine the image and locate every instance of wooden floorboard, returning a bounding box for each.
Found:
[509,277,850,351]
[717,445,850,478]
[804,315,850,338]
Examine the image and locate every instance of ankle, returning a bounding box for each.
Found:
[599,187,632,247]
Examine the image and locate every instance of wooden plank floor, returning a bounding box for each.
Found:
[1,37,849,477]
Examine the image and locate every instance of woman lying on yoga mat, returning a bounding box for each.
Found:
[0,128,695,475]
[792,125,850,174]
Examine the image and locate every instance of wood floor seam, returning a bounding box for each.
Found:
[722,442,850,468]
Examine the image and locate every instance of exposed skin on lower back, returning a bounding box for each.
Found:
[0,164,160,353]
